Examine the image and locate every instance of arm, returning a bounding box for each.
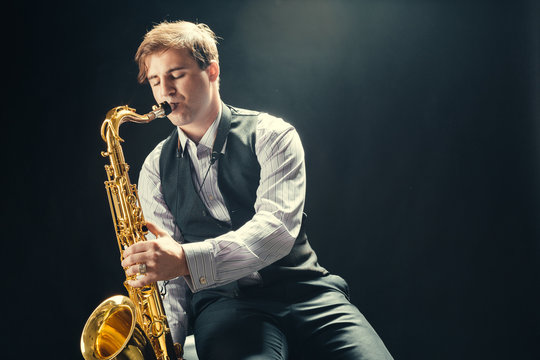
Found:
[182,116,306,291]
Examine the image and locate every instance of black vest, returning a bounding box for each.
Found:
[159,104,327,286]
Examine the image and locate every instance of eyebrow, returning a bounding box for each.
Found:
[147,67,186,81]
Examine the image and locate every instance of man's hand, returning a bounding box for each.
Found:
[121,221,189,288]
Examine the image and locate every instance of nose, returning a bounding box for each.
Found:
[159,78,176,98]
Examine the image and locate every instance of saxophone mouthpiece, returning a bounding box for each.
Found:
[160,102,172,116]
[151,102,172,119]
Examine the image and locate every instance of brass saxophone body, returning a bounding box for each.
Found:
[81,102,182,360]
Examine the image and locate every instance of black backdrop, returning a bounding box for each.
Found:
[7,1,538,359]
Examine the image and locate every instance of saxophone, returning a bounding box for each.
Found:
[81,102,182,360]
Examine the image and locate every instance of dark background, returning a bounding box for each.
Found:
[7,0,538,359]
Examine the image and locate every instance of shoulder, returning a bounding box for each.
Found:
[256,112,296,138]
[140,135,171,180]
[146,136,169,164]
[226,104,296,139]
[227,105,260,117]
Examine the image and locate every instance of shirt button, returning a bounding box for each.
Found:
[199,276,207,285]
[208,195,214,201]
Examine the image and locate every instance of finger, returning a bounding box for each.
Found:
[121,251,150,268]
[126,273,155,288]
[124,264,136,277]
[122,241,151,259]
[145,221,169,238]
[125,262,151,277]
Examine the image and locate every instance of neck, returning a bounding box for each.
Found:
[180,96,221,144]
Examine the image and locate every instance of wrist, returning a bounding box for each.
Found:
[182,241,216,291]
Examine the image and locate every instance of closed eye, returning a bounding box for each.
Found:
[148,75,160,87]
[171,72,185,79]
[147,67,186,86]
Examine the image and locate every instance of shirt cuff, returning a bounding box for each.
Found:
[182,241,216,292]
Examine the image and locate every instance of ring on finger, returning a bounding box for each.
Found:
[138,263,147,275]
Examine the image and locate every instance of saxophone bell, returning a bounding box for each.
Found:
[81,295,156,360]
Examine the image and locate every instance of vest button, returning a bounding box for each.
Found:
[202,210,207,217]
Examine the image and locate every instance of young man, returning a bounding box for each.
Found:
[121,20,393,360]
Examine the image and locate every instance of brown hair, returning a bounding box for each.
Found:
[135,20,219,83]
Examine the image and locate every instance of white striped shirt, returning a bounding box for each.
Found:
[137,105,306,344]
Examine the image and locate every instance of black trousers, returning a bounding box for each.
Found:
[190,274,393,360]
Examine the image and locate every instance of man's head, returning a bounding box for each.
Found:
[135,21,221,134]
[135,20,219,83]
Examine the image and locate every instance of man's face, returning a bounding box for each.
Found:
[145,48,217,127]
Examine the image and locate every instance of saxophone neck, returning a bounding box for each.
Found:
[100,102,172,142]
[124,102,172,124]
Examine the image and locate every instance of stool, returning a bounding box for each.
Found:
[182,335,198,360]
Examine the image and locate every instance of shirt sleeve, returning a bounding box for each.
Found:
[182,114,306,292]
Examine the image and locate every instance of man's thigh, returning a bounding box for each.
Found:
[193,297,289,360]
[290,288,393,360]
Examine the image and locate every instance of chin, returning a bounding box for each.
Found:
[168,114,191,127]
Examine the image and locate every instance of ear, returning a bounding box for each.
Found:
[206,61,220,83]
